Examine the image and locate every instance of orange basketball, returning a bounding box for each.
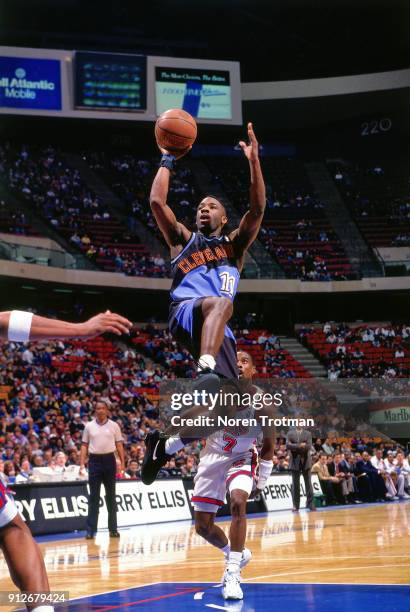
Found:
[155,109,197,153]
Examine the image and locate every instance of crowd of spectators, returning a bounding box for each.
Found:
[331,160,410,249]
[0,144,167,277]
[311,444,410,505]
[84,151,201,237]
[207,155,355,280]
[298,321,410,378]
[0,199,34,236]
[1,143,370,281]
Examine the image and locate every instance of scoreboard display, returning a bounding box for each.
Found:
[155,67,232,120]
[75,51,147,111]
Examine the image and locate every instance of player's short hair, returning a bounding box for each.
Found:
[198,195,227,217]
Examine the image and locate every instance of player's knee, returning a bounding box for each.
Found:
[195,515,213,537]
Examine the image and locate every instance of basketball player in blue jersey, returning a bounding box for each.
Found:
[142,123,266,484]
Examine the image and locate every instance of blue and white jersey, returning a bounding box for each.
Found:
[170,232,240,302]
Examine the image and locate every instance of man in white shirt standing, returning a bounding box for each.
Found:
[80,400,125,539]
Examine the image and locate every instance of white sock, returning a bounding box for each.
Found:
[221,543,230,557]
[227,550,242,573]
[165,436,184,455]
[198,354,216,371]
[32,606,54,612]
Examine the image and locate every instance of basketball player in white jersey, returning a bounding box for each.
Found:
[192,351,275,600]
[0,308,131,612]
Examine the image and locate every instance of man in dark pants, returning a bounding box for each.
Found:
[80,400,125,538]
[286,427,316,512]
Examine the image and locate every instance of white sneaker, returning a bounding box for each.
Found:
[222,548,252,582]
[240,548,252,570]
[222,570,243,600]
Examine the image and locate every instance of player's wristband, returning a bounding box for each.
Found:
[257,459,273,490]
[160,153,176,171]
[8,310,33,342]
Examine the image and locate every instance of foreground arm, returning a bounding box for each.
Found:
[230,123,266,252]
[0,310,132,341]
[150,150,192,247]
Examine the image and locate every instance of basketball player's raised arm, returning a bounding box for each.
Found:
[231,123,266,252]
[150,148,192,247]
[0,310,132,341]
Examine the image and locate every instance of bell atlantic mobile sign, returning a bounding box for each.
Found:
[0,56,61,110]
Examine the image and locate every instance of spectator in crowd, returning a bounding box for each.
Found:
[396,453,410,492]
[311,453,340,505]
[321,438,335,455]
[338,452,361,503]
[4,460,16,484]
[384,452,409,499]
[15,458,32,483]
[125,460,140,479]
[371,449,398,499]
[355,452,387,502]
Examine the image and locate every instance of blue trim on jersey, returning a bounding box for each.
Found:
[170,232,196,265]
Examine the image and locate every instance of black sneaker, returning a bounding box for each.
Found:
[85,531,95,539]
[141,430,170,485]
[194,368,221,396]
[110,531,120,538]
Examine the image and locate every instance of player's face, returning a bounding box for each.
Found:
[237,351,256,379]
[196,197,228,234]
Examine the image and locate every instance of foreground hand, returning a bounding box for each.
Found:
[80,311,133,338]
[159,145,192,160]
[239,122,259,162]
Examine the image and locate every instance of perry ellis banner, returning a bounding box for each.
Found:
[262,474,322,511]
[13,481,88,535]
[12,480,192,535]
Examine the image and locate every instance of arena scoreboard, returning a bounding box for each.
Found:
[74,51,147,111]
[155,67,232,120]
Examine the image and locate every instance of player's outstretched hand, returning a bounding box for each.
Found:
[159,145,192,160]
[239,122,259,162]
[80,310,132,338]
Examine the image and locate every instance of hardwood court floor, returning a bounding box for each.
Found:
[0,502,409,602]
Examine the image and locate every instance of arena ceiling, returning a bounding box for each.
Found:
[0,0,409,82]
